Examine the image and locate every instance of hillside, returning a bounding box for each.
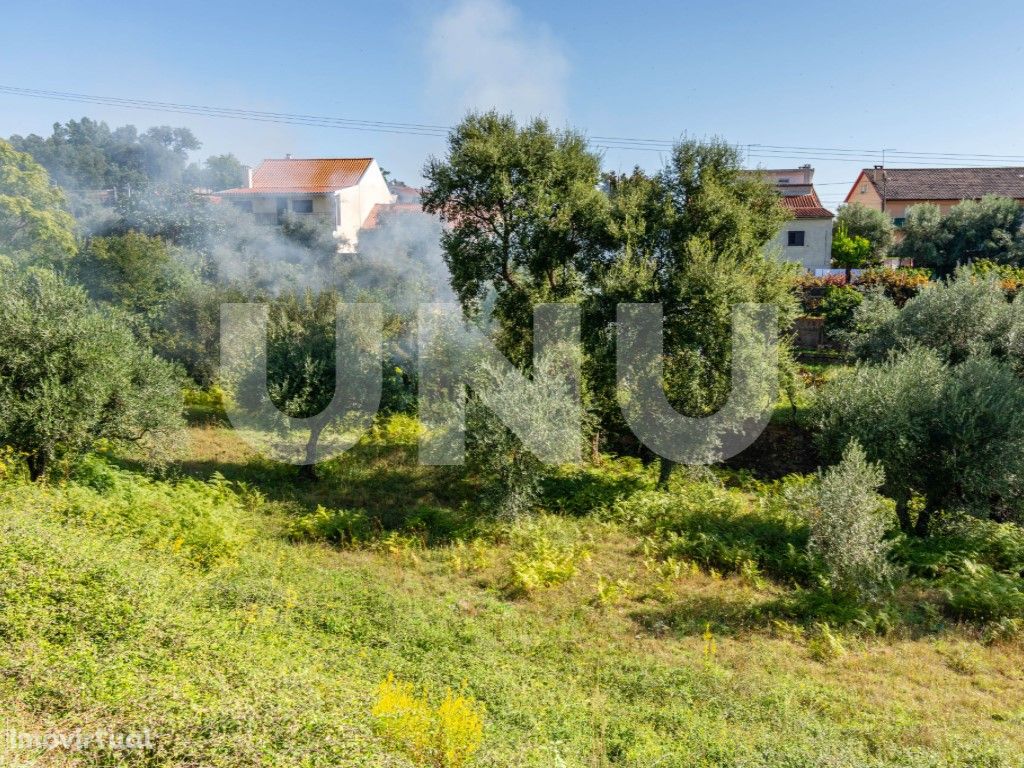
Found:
[1,414,1022,768]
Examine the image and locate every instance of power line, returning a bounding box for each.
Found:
[2,84,1023,169]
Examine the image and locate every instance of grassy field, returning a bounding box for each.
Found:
[1,412,1022,768]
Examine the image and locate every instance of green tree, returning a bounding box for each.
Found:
[830,223,874,282]
[9,119,201,191]
[836,203,893,261]
[187,153,248,191]
[0,266,184,479]
[805,441,895,597]
[0,139,77,266]
[893,203,947,267]
[942,196,1024,271]
[589,140,796,482]
[421,111,609,362]
[76,232,177,314]
[841,270,1015,365]
[814,347,1024,535]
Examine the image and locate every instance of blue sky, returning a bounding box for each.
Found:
[2,0,1023,208]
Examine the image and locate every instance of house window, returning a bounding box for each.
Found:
[291,199,314,214]
[232,200,253,213]
[860,184,867,194]
[787,230,805,247]
[777,177,790,184]
[892,217,906,228]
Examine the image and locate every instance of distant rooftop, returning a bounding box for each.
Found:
[850,166,1024,202]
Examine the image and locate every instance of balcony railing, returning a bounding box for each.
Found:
[254,212,333,227]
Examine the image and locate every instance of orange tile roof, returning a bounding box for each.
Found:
[781,190,833,219]
[220,157,373,194]
[362,202,424,229]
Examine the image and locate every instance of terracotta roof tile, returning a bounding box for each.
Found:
[219,157,373,194]
[781,190,833,219]
[362,202,425,229]
[853,167,1024,201]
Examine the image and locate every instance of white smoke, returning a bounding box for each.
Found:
[426,0,570,122]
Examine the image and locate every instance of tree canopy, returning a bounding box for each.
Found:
[0,266,184,479]
[836,203,893,260]
[0,139,77,266]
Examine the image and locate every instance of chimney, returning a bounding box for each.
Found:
[285,153,292,160]
[245,166,254,188]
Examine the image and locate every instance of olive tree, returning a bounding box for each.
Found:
[805,441,895,597]
[0,266,184,479]
[841,270,1015,365]
[813,347,1024,535]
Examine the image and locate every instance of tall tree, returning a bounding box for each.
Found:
[588,140,797,481]
[830,223,874,282]
[0,139,77,266]
[421,111,609,362]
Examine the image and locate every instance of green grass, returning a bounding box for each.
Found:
[1,420,1023,767]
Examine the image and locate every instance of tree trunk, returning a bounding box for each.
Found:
[845,266,853,285]
[657,457,676,489]
[27,452,47,482]
[590,431,602,464]
[895,497,912,534]
[914,506,932,538]
[300,422,325,481]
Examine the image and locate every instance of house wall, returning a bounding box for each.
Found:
[768,218,834,271]
[247,194,332,218]
[333,160,394,251]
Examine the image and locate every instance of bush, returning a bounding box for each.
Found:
[285,505,370,545]
[501,515,590,594]
[814,347,1024,535]
[0,266,184,478]
[893,514,1024,578]
[856,267,931,305]
[941,562,1024,622]
[372,673,485,768]
[804,442,895,597]
[820,285,862,338]
[464,348,583,518]
[612,482,811,583]
[843,271,1014,365]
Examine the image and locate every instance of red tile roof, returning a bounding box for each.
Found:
[849,167,1024,202]
[219,157,373,195]
[781,190,833,219]
[362,202,424,229]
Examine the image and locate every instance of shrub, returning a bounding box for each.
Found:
[856,267,931,305]
[804,442,895,597]
[540,456,654,516]
[819,285,862,338]
[893,514,1024,578]
[372,673,485,768]
[814,347,1024,535]
[285,505,370,545]
[0,266,184,478]
[843,271,1014,365]
[464,348,583,518]
[501,515,590,594]
[612,483,811,583]
[940,562,1024,622]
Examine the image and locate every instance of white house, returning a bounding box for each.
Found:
[218,156,395,251]
[753,166,834,271]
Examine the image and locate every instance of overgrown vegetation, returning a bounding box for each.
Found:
[2,114,1024,766]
